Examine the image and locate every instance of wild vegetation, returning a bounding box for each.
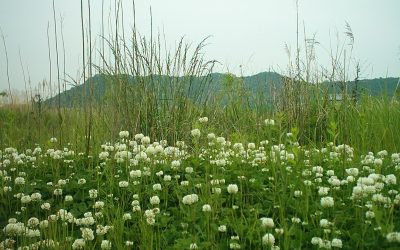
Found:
[0,0,400,249]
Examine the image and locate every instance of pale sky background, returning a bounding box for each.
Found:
[0,0,399,93]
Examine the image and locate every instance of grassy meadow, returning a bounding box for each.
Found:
[1,2,400,249]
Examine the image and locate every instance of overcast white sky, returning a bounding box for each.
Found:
[0,0,399,91]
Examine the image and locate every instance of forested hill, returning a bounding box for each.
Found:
[44,72,398,107]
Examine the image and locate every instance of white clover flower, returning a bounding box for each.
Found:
[99,151,109,160]
[27,217,40,228]
[262,233,275,246]
[365,211,375,219]
[248,143,256,150]
[386,232,400,242]
[321,196,334,208]
[385,174,397,185]
[101,240,112,249]
[150,196,160,205]
[291,217,301,223]
[164,175,172,181]
[202,204,212,212]
[346,176,355,183]
[229,243,241,249]
[264,119,275,126]
[182,194,199,205]
[377,150,388,158]
[311,237,322,245]
[81,227,94,241]
[312,166,324,174]
[53,186,65,196]
[199,117,208,123]
[320,219,330,228]
[345,168,359,177]
[134,133,144,141]
[391,153,400,163]
[212,187,222,194]
[216,136,226,144]
[191,129,201,138]
[14,177,25,185]
[275,228,284,235]
[82,213,93,220]
[78,178,86,185]
[65,195,73,202]
[130,170,142,178]
[48,214,58,222]
[153,183,162,191]
[131,200,140,206]
[94,201,105,209]
[123,213,132,221]
[180,181,189,186]
[119,181,129,188]
[331,238,343,248]
[21,195,32,204]
[190,243,198,249]
[119,130,129,138]
[41,202,51,210]
[171,160,181,168]
[58,179,67,186]
[286,153,295,161]
[260,217,274,228]
[326,170,335,176]
[95,225,109,236]
[207,133,216,140]
[318,187,330,196]
[132,205,141,212]
[146,146,155,155]
[216,159,227,166]
[294,190,302,197]
[141,136,151,145]
[303,180,312,186]
[125,241,134,246]
[25,228,41,237]
[185,167,194,174]
[227,184,239,194]
[39,220,49,229]
[328,177,341,187]
[30,192,42,201]
[218,225,227,232]
[146,217,155,225]
[72,238,85,249]
[374,158,383,166]
[89,189,98,199]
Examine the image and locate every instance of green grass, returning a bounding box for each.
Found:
[0,120,399,249]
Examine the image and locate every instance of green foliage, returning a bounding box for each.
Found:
[1,128,399,249]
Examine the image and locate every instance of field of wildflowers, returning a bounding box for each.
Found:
[1,117,399,249]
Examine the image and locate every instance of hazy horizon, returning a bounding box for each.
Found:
[1,0,399,93]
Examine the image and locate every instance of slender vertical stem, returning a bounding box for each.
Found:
[60,14,67,95]
[80,0,88,155]
[101,0,105,69]
[46,22,53,99]
[87,0,93,155]
[52,0,62,144]
[18,48,29,104]
[0,28,13,105]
